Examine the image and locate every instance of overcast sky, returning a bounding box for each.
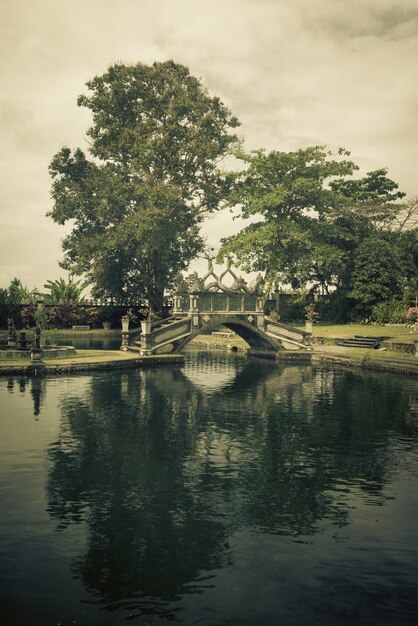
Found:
[1,0,417,288]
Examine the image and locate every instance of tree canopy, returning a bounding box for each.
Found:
[48,61,240,311]
[219,147,416,318]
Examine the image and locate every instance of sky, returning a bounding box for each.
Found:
[1,0,418,289]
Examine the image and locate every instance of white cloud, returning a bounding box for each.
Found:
[0,0,417,288]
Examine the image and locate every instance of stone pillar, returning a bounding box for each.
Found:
[121,332,129,351]
[256,296,265,329]
[121,315,130,332]
[190,295,200,327]
[173,296,182,314]
[120,315,130,351]
[140,320,153,355]
[18,331,27,351]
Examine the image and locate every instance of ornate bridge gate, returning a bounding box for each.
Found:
[121,258,310,356]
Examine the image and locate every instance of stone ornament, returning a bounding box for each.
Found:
[174,257,265,296]
[7,318,17,347]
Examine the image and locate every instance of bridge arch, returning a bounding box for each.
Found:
[173,316,280,353]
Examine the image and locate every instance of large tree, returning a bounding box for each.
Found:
[48,61,239,312]
[219,147,411,316]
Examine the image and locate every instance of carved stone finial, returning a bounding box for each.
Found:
[173,272,189,294]
[188,272,205,294]
[205,255,215,274]
[231,276,248,291]
[249,273,265,295]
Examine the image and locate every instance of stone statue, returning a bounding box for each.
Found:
[7,318,17,347]
[249,273,265,295]
[33,326,41,351]
[188,272,205,293]
[231,276,248,292]
[30,326,43,361]
[173,272,189,294]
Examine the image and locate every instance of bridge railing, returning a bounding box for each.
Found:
[142,316,192,352]
[173,292,264,315]
[264,317,310,348]
[150,315,184,330]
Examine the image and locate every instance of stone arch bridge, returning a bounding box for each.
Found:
[121,259,310,356]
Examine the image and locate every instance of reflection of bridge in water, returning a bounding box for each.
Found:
[122,258,310,355]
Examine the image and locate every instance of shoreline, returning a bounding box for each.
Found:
[311,351,418,377]
[0,343,416,377]
[0,351,184,375]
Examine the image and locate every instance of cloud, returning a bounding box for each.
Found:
[0,0,417,287]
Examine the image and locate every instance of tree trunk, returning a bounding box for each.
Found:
[148,249,166,317]
[148,286,165,318]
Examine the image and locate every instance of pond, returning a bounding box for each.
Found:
[1,350,418,625]
[44,336,122,351]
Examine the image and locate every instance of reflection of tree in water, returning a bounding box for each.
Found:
[45,356,413,617]
[238,367,412,533]
[47,369,230,615]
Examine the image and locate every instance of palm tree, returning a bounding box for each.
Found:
[43,275,89,303]
[8,278,40,304]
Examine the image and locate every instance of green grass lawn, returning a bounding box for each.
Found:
[316,344,417,361]
[0,328,121,338]
[0,350,139,367]
[1,323,416,342]
[191,322,417,344]
[190,333,248,348]
[292,322,417,340]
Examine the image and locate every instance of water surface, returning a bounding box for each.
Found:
[1,351,418,625]
[44,336,121,350]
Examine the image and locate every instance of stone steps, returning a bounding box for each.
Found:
[335,336,386,349]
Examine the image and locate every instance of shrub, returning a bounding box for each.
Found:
[127,307,150,324]
[406,307,418,323]
[21,304,37,328]
[267,310,280,322]
[315,292,355,323]
[76,307,100,327]
[0,287,22,328]
[279,297,307,322]
[96,305,119,325]
[46,303,80,328]
[370,301,408,324]
[0,288,10,328]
